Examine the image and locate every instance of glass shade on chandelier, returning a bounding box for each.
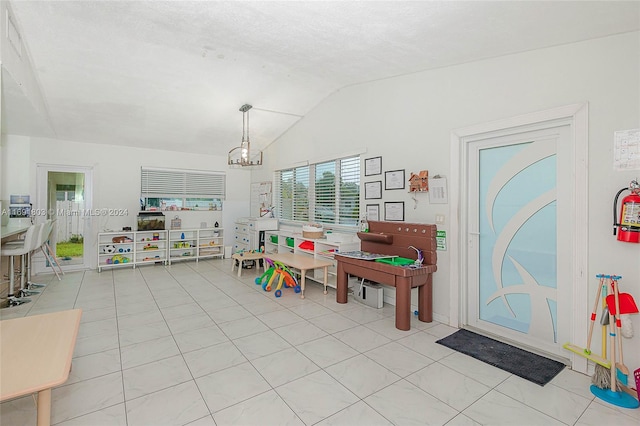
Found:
[228,104,263,167]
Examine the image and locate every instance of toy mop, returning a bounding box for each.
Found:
[590,275,639,409]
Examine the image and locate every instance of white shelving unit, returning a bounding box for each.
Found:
[97,230,168,271]
[168,228,223,264]
[263,230,360,289]
[135,230,169,267]
[197,228,224,260]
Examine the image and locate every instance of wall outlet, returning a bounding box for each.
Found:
[435,214,445,224]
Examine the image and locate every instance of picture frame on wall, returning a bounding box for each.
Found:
[364,156,382,176]
[366,204,380,221]
[385,169,405,190]
[364,181,382,199]
[384,201,405,221]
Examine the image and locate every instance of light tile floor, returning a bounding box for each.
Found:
[1,259,639,425]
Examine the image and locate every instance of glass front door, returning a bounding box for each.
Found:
[467,125,570,357]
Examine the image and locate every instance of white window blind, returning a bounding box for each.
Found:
[276,155,360,226]
[276,165,309,222]
[141,168,225,199]
[337,156,360,225]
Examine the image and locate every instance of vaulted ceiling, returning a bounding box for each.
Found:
[3,1,639,156]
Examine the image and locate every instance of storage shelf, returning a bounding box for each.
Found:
[98,228,223,269]
[97,230,168,271]
[168,228,224,264]
[263,230,360,289]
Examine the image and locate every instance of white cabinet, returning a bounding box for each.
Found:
[233,220,250,252]
[234,217,278,252]
[263,230,360,289]
[97,230,168,271]
[168,228,223,264]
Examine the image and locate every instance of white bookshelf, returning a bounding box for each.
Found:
[168,227,223,264]
[97,230,168,271]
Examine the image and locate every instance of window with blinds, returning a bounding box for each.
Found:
[275,155,360,226]
[140,168,225,210]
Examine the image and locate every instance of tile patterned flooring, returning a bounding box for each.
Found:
[1,259,639,425]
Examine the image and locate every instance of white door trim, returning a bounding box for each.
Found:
[449,103,589,372]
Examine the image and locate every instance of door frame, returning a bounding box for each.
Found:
[449,103,589,372]
[35,163,94,272]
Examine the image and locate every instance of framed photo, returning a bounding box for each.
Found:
[384,202,405,221]
[364,156,382,176]
[364,181,382,199]
[366,204,379,221]
[385,169,405,190]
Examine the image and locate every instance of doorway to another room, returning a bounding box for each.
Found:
[36,165,93,272]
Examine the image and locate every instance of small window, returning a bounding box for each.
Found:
[141,168,225,211]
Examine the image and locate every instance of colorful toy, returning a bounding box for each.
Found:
[255,258,300,297]
[143,244,159,250]
[255,258,275,286]
[153,232,159,241]
[109,254,130,264]
[102,244,116,254]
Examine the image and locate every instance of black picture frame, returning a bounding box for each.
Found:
[364,181,382,199]
[366,204,380,221]
[364,156,382,176]
[385,169,405,190]
[384,202,405,221]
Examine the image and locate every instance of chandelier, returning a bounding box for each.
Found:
[228,104,263,167]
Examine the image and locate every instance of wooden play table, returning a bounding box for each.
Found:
[230,251,264,277]
[0,309,82,426]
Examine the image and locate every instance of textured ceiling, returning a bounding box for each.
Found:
[3,1,639,156]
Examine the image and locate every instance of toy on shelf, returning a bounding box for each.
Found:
[143,244,159,251]
[112,236,133,243]
[107,254,130,264]
[255,258,301,297]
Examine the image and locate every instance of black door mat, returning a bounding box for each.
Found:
[436,329,565,386]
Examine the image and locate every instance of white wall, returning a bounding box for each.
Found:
[1,135,252,266]
[257,32,640,370]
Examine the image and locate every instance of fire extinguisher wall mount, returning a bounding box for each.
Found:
[613,179,640,243]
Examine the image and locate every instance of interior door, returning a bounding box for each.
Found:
[466,125,571,358]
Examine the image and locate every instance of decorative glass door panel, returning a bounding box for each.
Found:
[478,141,557,342]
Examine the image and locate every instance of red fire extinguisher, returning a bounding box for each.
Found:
[613,179,640,243]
